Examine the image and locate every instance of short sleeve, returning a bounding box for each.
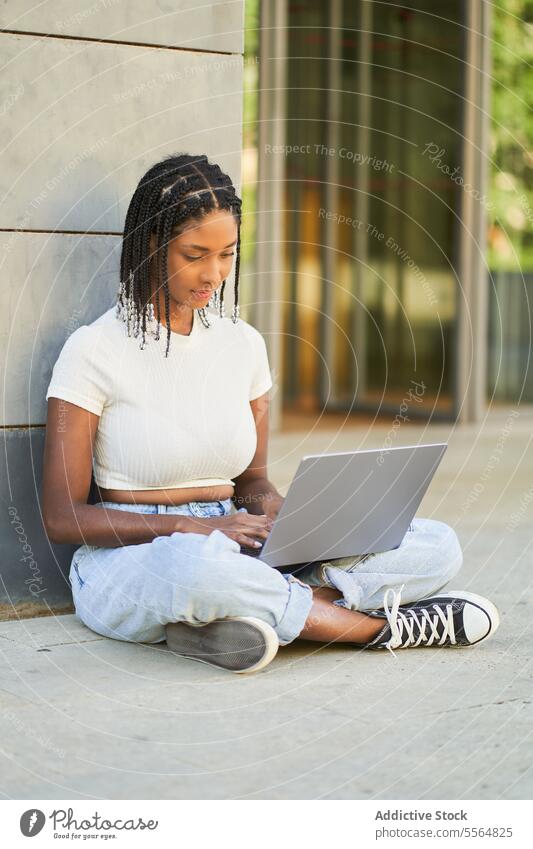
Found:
[45,326,111,416]
[248,326,273,401]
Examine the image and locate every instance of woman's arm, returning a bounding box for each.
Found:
[41,399,192,547]
[232,391,285,520]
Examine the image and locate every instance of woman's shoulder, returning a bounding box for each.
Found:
[73,306,124,340]
[46,307,120,412]
[86,305,123,336]
[55,306,122,362]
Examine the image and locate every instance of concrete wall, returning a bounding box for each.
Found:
[0,1,244,618]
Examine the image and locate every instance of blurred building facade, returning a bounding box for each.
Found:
[252,1,495,430]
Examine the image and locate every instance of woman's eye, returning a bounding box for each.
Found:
[183,252,234,261]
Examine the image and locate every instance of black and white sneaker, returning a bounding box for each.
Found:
[165,616,279,673]
[363,584,500,654]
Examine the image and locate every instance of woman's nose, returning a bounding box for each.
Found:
[199,257,223,286]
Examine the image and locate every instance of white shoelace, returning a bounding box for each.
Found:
[379,583,457,656]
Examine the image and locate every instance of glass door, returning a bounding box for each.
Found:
[283,0,467,419]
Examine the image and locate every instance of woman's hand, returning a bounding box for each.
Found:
[178,512,274,550]
[262,494,285,521]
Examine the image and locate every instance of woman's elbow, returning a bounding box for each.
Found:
[44,517,64,544]
[43,507,71,544]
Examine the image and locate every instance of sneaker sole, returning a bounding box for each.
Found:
[165,616,279,673]
[417,589,500,645]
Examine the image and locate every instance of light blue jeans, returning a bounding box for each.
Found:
[69,498,463,646]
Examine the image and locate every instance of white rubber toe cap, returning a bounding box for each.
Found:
[444,590,500,644]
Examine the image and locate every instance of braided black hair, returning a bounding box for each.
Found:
[117,153,242,357]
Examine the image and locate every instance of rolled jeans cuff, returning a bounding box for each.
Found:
[275,574,313,646]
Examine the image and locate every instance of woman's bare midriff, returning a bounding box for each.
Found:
[97,484,235,506]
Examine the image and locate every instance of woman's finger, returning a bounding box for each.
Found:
[240,515,273,530]
[238,535,263,549]
[235,523,271,541]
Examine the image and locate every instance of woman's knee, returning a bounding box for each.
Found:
[171,554,295,626]
[416,518,463,582]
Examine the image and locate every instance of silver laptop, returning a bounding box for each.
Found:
[242,442,447,569]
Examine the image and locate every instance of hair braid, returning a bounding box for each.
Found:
[160,210,175,357]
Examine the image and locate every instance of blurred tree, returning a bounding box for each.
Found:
[488,0,533,270]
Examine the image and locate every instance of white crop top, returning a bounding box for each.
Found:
[45,306,273,490]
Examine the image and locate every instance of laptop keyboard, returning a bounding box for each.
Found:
[239,524,415,560]
[239,544,263,557]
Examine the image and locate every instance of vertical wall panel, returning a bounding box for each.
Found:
[0,233,120,426]
[0,35,243,231]
[0,1,244,53]
[0,3,245,617]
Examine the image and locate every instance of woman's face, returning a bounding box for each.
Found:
[150,209,238,312]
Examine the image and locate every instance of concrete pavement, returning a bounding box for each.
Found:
[0,404,531,799]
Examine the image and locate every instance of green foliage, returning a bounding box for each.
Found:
[489,0,533,270]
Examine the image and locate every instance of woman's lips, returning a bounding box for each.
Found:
[191,289,211,300]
